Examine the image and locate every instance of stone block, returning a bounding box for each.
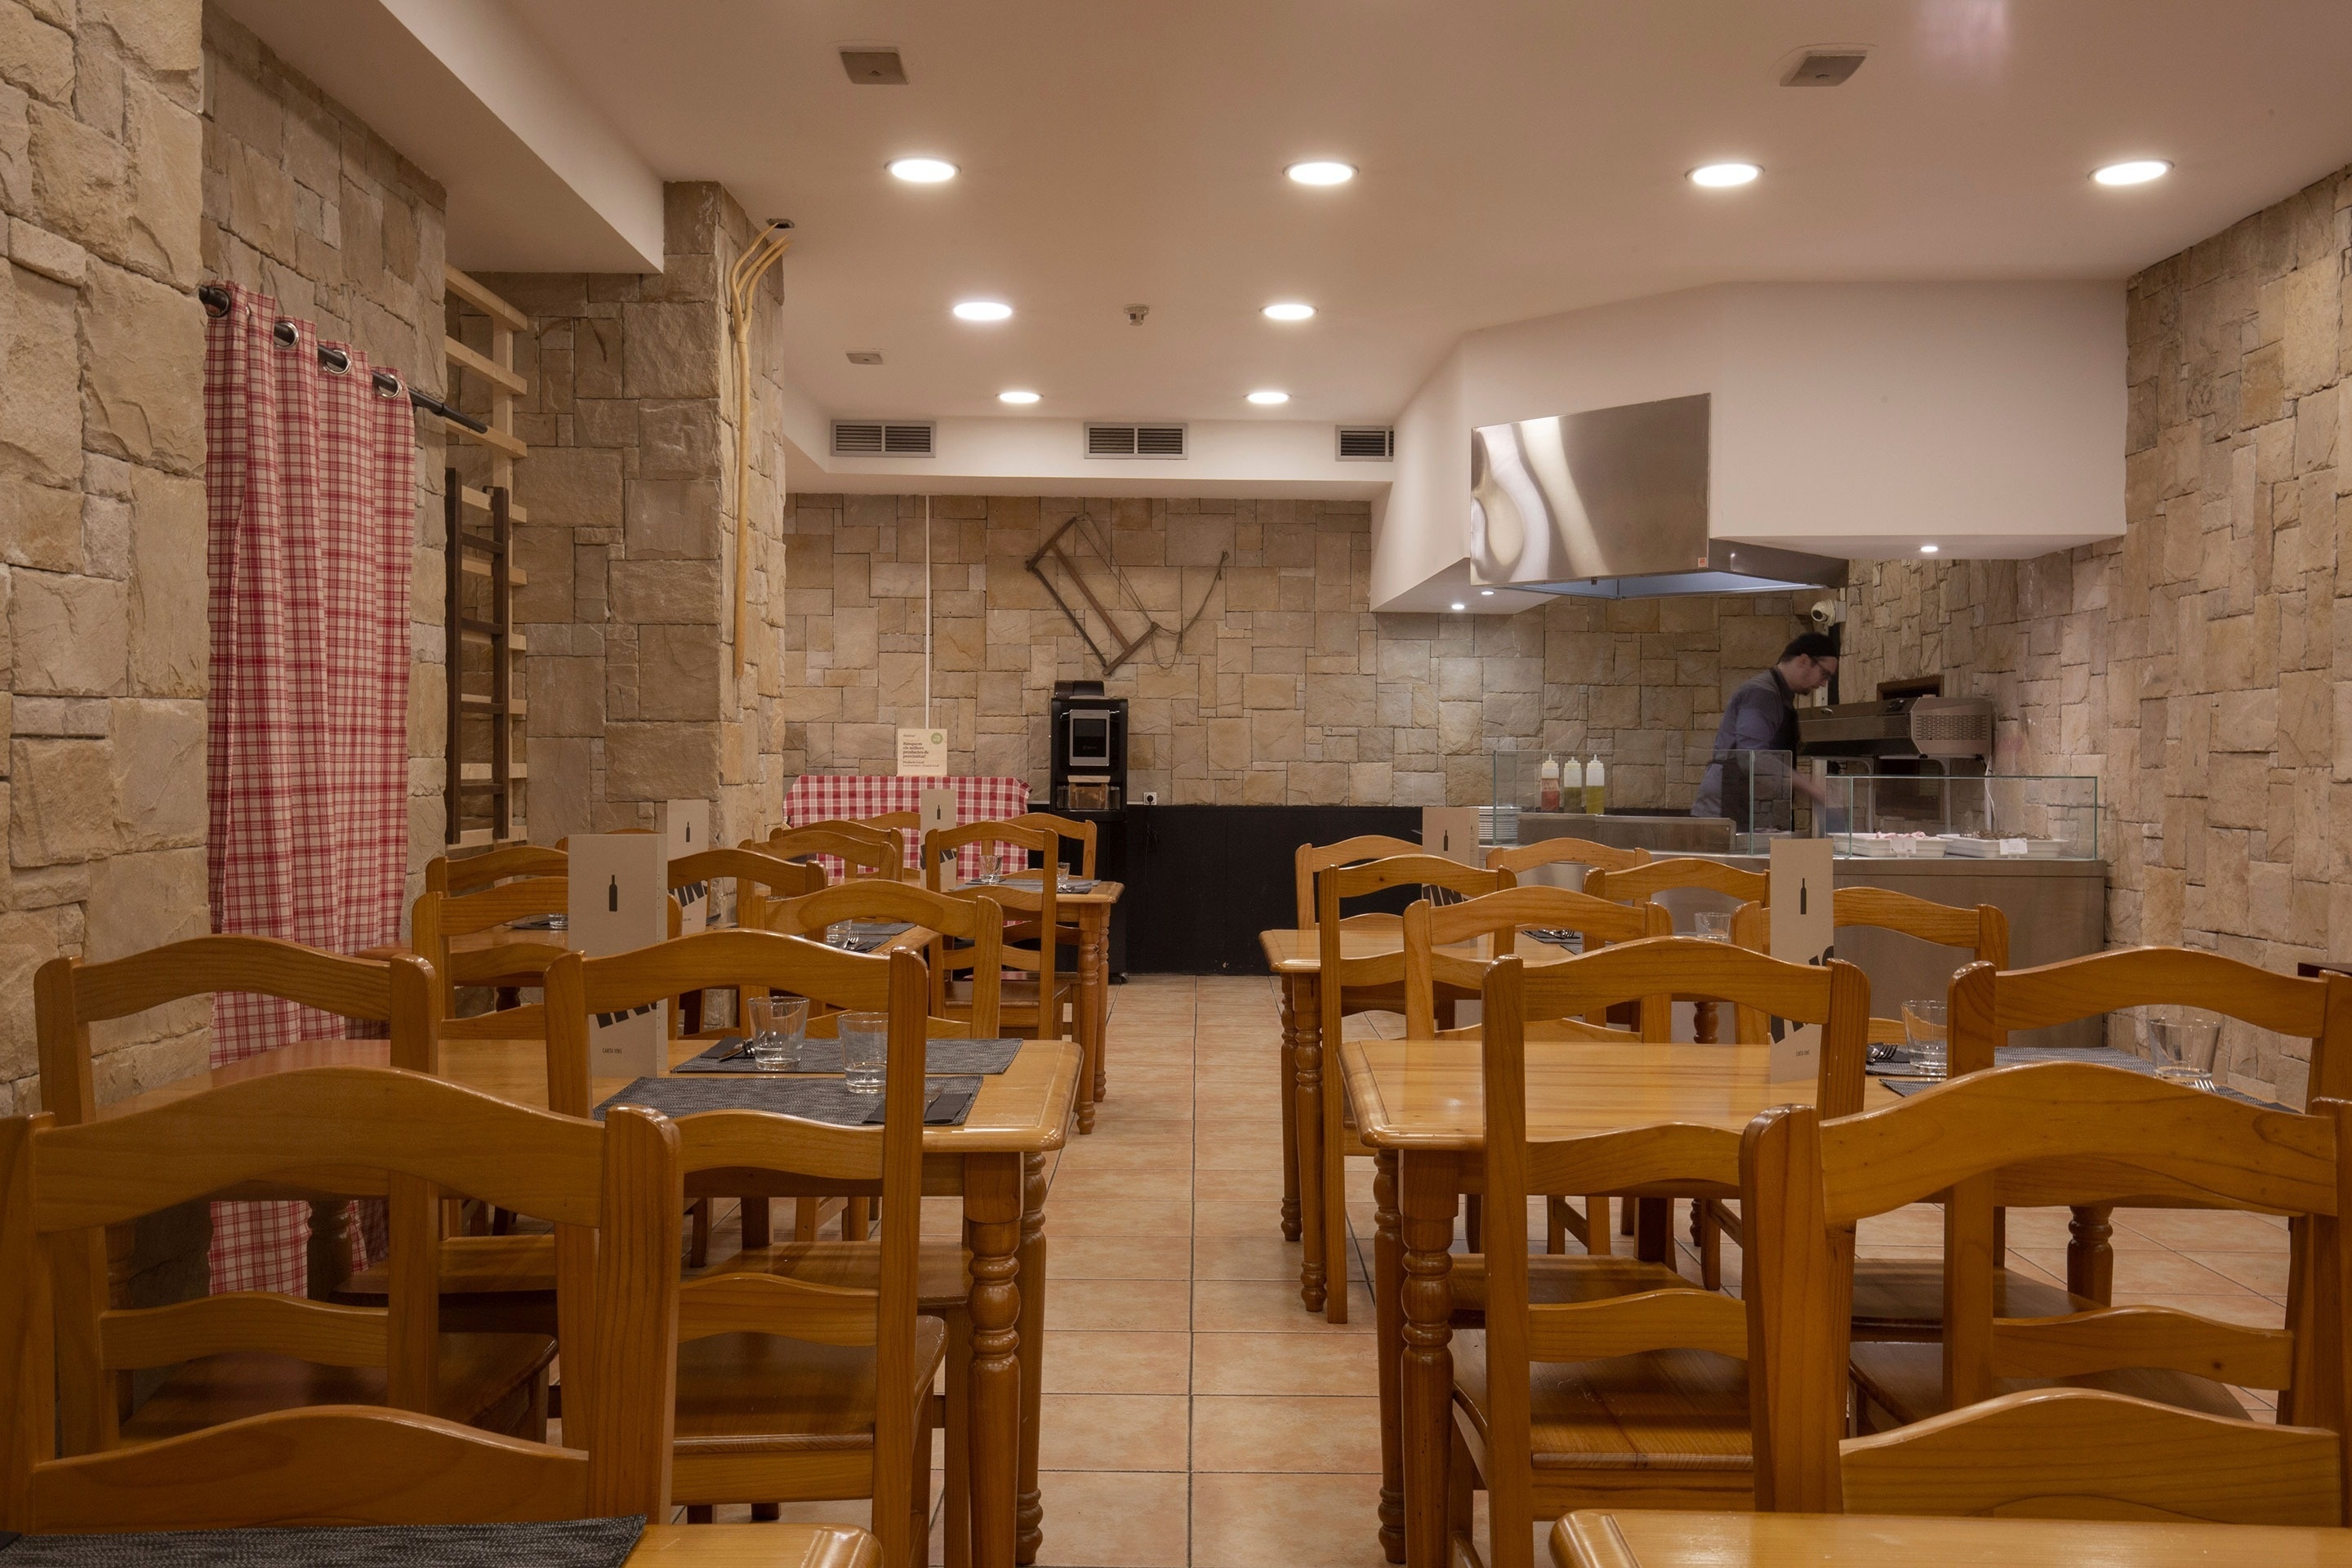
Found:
[639,399,719,480]
[625,479,720,559]
[1242,672,1295,710]
[621,301,720,399]
[124,78,201,286]
[604,721,719,802]
[0,7,72,106]
[516,444,624,531]
[12,568,127,693]
[82,261,205,472]
[2,478,78,570]
[608,558,719,624]
[1303,673,1374,726]
[3,261,80,488]
[110,697,203,847]
[528,656,604,736]
[125,465,203,696]
[1249,707,1305,764]
[11,737,122,862]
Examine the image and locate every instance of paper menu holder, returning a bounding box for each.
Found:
[920,788,958,886]
[898,728,949,777]
[1421,807,1481,867]
[662,799,710,933]
[568,833,670,1079]
[1766,836,1837,1085]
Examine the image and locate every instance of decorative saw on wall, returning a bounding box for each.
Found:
[1025,514,1227,675]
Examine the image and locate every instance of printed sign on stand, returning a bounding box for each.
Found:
[567,833,670,1079]
[1766,836,1837,1085]
[898,728,949,777]
[1422,807,1482,867]
[662,799,710,933]
[921,788,959,884]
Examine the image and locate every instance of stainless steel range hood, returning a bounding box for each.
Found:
[1469,393,1848,599]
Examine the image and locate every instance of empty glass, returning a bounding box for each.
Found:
[1694,911,1734,943]
[2145,1009,2222,1092]
[744,995,808,1072]
[839,1010,889,1094]
[1903,999,1948,1078]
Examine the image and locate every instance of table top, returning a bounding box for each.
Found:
[977,876,1124,908]
[1339,1036,1898,1150]
[1556,1509,2352,1567]
[628,1523,876,1567]
[1258,921,1579,974]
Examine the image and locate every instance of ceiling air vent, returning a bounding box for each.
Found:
[840,48,908,84]
[1336,425,1395,461]
[1781,48,1866,86]
[831,420,934,457]
[1085,422,1187,459]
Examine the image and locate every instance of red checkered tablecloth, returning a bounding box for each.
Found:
[782,775,1032,880]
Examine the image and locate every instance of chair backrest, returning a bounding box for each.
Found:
[1475,956,1753,1561]
[1293,835,1423,929]
[927,827,1062,1026]
[768,826,903,884]
[1400,888,1670,1036]
[1741,1062,2352,1524]
[1317,856,1508,1039]
[1730,888,2007,1044]
[0,1067,680,1530]
[922,819,1050,891]
[1005,811,1098,878]
[1586,856,1771,908]
[35,937,442,1124]
[411,877,571,1043]
[1483,836,1652,878]
[773,882,1006,1036]
[1949,946,2352,1096]
[858,809,920,833]
[425,843,568,896]
[670,846,824,933]
[659,949,932,1565]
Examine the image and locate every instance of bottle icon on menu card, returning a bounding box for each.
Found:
[608,875,618,912]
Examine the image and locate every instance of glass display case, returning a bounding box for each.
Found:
[1819,772,2100,861]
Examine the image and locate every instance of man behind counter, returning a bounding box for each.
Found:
[1690,632,1840,827]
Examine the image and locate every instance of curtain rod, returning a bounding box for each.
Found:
[197,283,488,434]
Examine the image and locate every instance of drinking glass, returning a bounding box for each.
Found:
[2145,1009,2222,1092]
[744,995,808,1072]
[1693,911,1734,943]
[839,1010,889,1094]
[1903,999,1948,1078]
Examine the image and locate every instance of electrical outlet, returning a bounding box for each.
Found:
[1142,791,1158,804]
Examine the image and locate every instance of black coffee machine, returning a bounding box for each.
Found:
[1049,680,1128,812]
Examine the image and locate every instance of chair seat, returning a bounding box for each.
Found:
[1848,1339,2248,1430]
[120,1332,556,1443]
[673,1319,948,1454]
[1449,1254,1694,1316]
[1847,1258,2100,1342]
[1451,1327,1753,1475]
[724,1240,973,1314]
[335,1236,559,1334]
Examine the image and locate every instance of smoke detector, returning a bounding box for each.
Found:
[1780,47,1868,86]
[840,47,908,84]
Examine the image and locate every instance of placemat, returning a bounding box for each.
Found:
[597,1074,981,1126]
[1522,929,1584,951]
[1876,1044,2283,1108]
[1001,874,1097,893]
[0,1516,643,1566]
[834,920,915,953]
[677,1036,1022,1076]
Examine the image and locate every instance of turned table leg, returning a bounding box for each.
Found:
[964,1155,1025,1568]
[1074,908,1105,1135]
[1294,974,1330,1313]
[1374,1151,1406,1564]
[2068,1204,2114,1304]
[1400,1153,1459,1568]
[1278,974,1304,1242]
[1085,905,1110,1111]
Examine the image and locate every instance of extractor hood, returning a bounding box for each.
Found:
[1468,393,1847,599]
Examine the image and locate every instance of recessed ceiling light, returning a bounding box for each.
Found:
[1285,160,1356,186]
[1263,302,1316,322]
[1688,162,1762,188]
[2092,159,2171,187]
[951,300,1012,322]
[1450,601,1468,611]
[1246,390,1290,406]
[887,156,958,183]
[1919,543,1940,555]
[1479,589,1495,596]
[998,390,1040,404]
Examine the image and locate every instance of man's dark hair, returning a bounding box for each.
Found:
[1778,632,1840,664]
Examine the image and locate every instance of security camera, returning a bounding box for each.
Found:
[1125,303,1150,327]
[1807,599,1847,629]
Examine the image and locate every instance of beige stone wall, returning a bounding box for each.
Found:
[2,0,208,1116]
[776,495,1804,811]
[200,5,448,904]
[1839,164,2352,1105]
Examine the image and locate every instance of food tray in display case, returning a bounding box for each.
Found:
[1824,773,2100,862]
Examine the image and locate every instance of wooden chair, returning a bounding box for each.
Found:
[411,876,570,1042]
[1483,836,1652,879]
[425,843,568,897]
[1401,887,1672,1256]
[0,1063,680,1530]
[1586,858,1771,1049]
[1729,888,2007,1049]
[772,880,1006,1040]
[547,946,951,1566]
[770,826,907,884]
[1443,946,1871,1566]
[666,847,826,1040]
[1004,811,1098,878]
[1307,853,1509,1322]
[1293,834,1424,929]
[1744,1060,2352,1524]
[925,822,1074,1043]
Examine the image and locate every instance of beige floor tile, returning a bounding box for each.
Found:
[1049,1169,1189,1205]
[1193,1331,1380,1396]
[2110,1290,2286,1327]
[1048,1232,1195,1279]
[1196,1198,1289,1237]
[1195,1277,1377,1331]
[1046,1276,1192,1331]
[1194,1167,1282,1201]
[2117,1207,2293,1250]
[2187,1247,2293,1294]
[1032,1468,1190,1567]
[1194,1233,1363,1281]
[1044,1330,1192,1393]
[1036,1392,1192,1471]
[1052,1195,1194,1236]
[1192,1472,1392,1568]
[1195,1135,1290,1170]
[1193,1394,1386,1472]
[2012,1246,2245,1294]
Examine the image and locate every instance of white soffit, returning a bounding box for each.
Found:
[216,0,663,272]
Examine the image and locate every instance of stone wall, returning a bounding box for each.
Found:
[2,0,208,1116]
[776,495,1805,810]
[200,5,448,904]
[1838,163,2352,1105]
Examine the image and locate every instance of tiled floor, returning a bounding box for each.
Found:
[715,973,2297,1563]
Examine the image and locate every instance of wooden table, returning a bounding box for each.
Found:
[1004,876,1122,1135]
[96,1035,1081,1568]
[630,1522,877,1566]
[1258,924,1579,1316]
[1340,1036,1899,1568]
[1552,1508,2352,1567]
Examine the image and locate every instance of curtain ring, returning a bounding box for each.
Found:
[272,318,300,350]
[373,371,404,399]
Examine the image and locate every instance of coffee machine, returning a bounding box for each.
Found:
[1049,680,1128,811]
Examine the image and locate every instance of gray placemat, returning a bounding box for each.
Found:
[1522,929,1584,951]
[678,1036,1022,1075]
[1002,874,1096,893]
[0,1516,642,1566]
[597,1073,980,1126]
[1877,1045,2283,1108]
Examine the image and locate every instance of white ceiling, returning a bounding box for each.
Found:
[487,0,2352,429]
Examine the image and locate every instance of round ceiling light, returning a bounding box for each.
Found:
[887,157,958,184]
[1263,302,1316,322]
[1450,601,1468,612]
[998,390,1040,404]
[952,300,1013,322]
[2092,159,2171,187]
[1246,390,1290,406]
[1285,160,1356,186]
[1919,543,1940,555]
[1688,162,1762,188]
[1479,589,1495,596]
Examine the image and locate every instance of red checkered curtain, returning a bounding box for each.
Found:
[203,286,413,1294]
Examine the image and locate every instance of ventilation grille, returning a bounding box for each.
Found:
[1335,426,1395,461]
[1085,422,1187,459]
[831,421,934,457]
[1782,49,1866,86]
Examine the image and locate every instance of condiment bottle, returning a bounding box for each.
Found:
[1539,755,1561,811]
[1562,755,1584,806]
[1584,756,1606,814]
